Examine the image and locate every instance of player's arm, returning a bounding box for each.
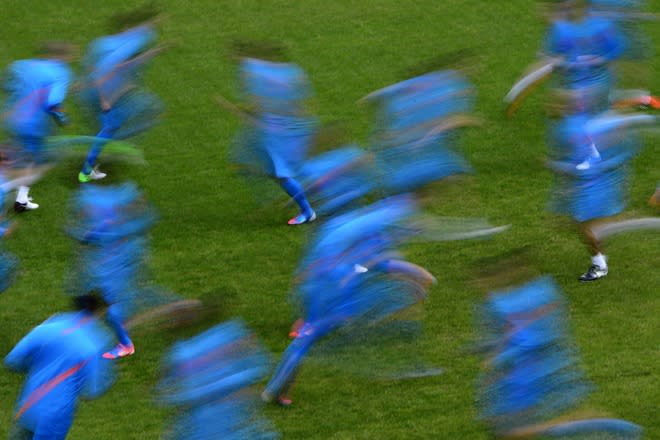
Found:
[378,259,437,288]
[546,158,582,175]
[46,67,73,126]
[4,327,44,371]
[599,20,627,62]
[93,25,158,109]
[98,25,157,74]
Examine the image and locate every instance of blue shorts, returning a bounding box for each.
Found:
[7,135,48,166]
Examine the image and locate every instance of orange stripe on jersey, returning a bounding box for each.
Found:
[15,361,87,421]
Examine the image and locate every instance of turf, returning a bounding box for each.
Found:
[0,1,658,438]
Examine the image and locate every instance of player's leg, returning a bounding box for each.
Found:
[279,177,316,225]
[102,303,135,359]
[577,220,608,282]
[262,331,316,404]
[263,317,339,404]
[79,126,113,181]
[78,114,119,183]
[13,135,43,211]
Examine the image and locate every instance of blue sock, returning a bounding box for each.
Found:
[279,177,313,217]
[82,126,115,174]
[106,306,132,346]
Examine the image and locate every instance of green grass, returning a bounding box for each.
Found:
[1,1,659,438]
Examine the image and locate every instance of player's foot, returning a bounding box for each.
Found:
[102,342,135,359]
[647,96,660,109]
[287,211,316,226]
[78,167,107,183]
[288,318,304,338]
[14,200,39,212]
[261,390,293,406]
[277,395,293,407]
[578,265,608,282]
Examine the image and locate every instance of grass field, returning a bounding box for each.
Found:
[0,1,658,438]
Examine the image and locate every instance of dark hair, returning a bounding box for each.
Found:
[402,49,476,79]
[109,2,160,33]
[37,41,75,59]
[230,39,288,62]
[73,291,109,314]
[472,246,539,291]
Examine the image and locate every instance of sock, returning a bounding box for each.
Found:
[106,307,133,346]
[280,177,313,218]
[82,126,115,174]
[592,253,607,269]
[16,186,29,204]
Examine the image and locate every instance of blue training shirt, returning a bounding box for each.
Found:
[3,59,72,137]
[4,312,113,434]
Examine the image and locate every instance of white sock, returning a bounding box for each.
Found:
[592,253,607,269]
[16,186,29,204]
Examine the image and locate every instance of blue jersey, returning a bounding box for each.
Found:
[4,312,113,437]
[367,70,474,194]
[67,183,157,319]
[548,112,647,221]
[296,195,418,323]
[545,15,625,88]
[160,320,277,440]
[3,59,72,137]
[478,276,590,433]
[232,58,317,178]
[297,145,375,216]
[240,58,312,116]
[81,24,156,110]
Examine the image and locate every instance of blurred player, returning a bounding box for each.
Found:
[473,250,642,438]
[506,0,625,116]
[546,90,655,281]
[67,182,158,359]
[227,40,317,225]
[77,5,164,182]
[363,56,478,197]
[262,195,435,405]
[0,149,46,293]
[1,42,74,211]
[4,293,114,440]
[545,0,625,93]
[158,320,277,439]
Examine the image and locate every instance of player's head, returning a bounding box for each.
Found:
[556,0,588,19]
[73,291,109,315]
[109,2,161,33]
[472,246,539,293]
[37,41,77,62]
[402,49,475,79]
[230,39,289,62]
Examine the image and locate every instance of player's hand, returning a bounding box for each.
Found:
[53,111,70,126]
[49,107,70,126]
